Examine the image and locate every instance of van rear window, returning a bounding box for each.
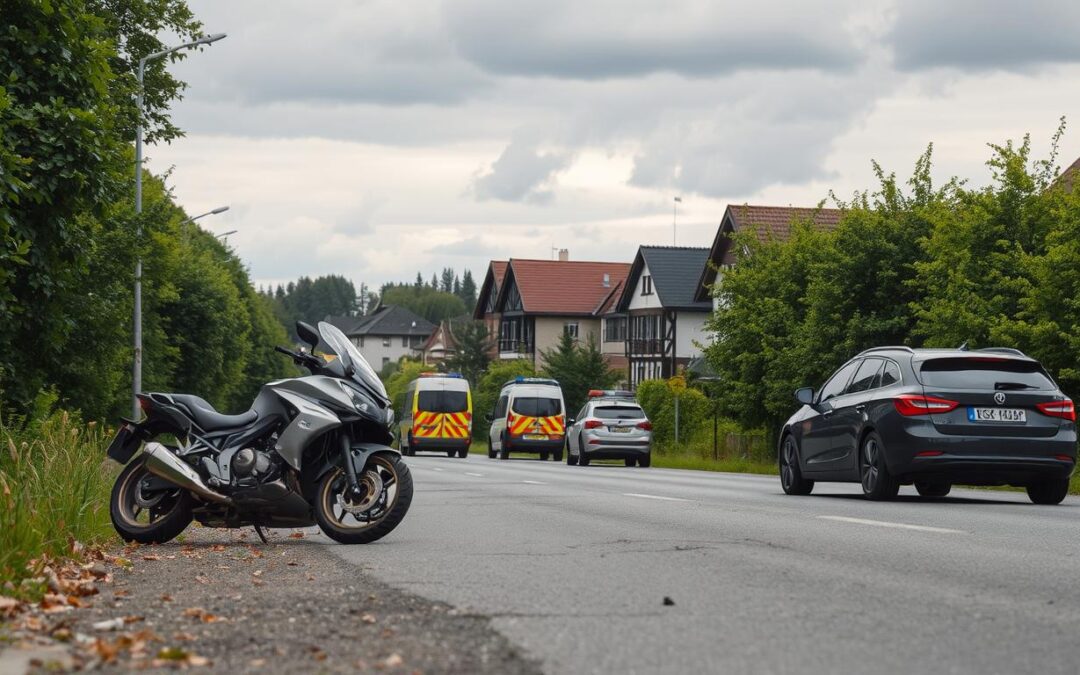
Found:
[918,358,1055,391]
[417,390,468,413]
[512,397,561,416]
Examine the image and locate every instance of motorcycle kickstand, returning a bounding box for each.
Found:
[253,524,269,545]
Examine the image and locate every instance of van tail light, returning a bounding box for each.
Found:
[893,395,959,416]
[584,420,603,429]
[1037,400,1076,422]
[636,421,653,431]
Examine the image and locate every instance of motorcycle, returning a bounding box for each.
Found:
[104,320,412,545]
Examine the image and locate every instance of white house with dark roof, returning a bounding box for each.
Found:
[326,305,435,371]
[616,246,712,387]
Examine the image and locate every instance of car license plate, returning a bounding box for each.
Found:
[524,434,549,441]
[609,426,632,433]
[969,407,1026,423]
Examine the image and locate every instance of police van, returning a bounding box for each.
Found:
[486,377,566,461]
[398,373,472,458]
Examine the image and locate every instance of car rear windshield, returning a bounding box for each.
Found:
[417,390,468,413]
[512,397,561,416]
[918,358,1055,391]
[593,406,644,420]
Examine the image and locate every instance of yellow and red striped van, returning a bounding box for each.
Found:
[486,377,567,461]
[398,373,472,458]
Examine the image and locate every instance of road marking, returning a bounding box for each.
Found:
[430,467,444,472]
[816,515,964,534]
[522,480,546,485]
[622,493,690,503]
[464,472,484,477]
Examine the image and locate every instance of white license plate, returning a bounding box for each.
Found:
[609,426,632,433]
[524,434,549,441]
[969,407,1027,423]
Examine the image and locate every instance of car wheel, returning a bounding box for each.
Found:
[1027,477,1069,505]
[624,459,635,467]
[779,434,814,496]
[487,436,496,459]
[914,480,951,498]
[540,452,549,461]
[578,433,590,466]
[860,431,899,500]
[403,434,414,457]
[566,439,578,466]
[639,453,651,468]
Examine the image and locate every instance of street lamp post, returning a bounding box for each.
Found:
[179,205,230,227]
[133,33,226,417]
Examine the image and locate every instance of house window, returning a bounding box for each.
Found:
[641,275,653,295]
[411,335,423,347]
[564,322,579,339]
[382,336,391,347]
[604,317,626,342]
[402,336,409,348]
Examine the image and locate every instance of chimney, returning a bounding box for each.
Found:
[602,273,610,287]
[558,248,569,262]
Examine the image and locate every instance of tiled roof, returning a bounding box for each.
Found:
[500,259,630,316]
[1058,156,1080,192]
[616,246,712,312]
[492,261,508,286]
[473,260,508,319]
[695,204,844,301]
[348,305,435,337]
[322,314,364,334]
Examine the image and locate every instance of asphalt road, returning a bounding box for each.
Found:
[328,455,1080,675]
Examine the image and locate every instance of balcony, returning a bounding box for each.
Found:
[628,338,664,356]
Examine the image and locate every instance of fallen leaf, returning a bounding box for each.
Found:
[160,594,174,602]
[141,554,161,561]
[0,595,23,619]
[182,607,226,624]
[382,653,404,668]
[289,532,305,539]
[209,544,226,553]
[250,658,266,667]
[93,617,127,632]
[194,574,210,585]
[114,589,131,598]
[361,613,377,624]
[286,562,300,567]
[173,631,198,642]
[252,570,263,577]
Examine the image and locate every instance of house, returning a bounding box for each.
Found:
[472,261,508,358]
[694,204,843,308]
[615,246,712,387]
[487,256,630,370]
[328,305,435,371]
[418,320,458,366]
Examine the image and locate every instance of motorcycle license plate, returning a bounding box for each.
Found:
[106,424,141,463]
[968,407,1026,423]
[524,434,549,441]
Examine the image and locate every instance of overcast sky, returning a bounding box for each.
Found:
[147,0,1080,291]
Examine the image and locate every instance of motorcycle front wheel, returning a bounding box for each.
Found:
[110,456,193,544]
[315,452,413,544]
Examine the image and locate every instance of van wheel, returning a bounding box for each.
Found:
[457,447,468,459]
[1027,478,1069,505]
[446,451,455,457]
[553,447,563,462]
[487,437,496,459]
[540,452,549,461]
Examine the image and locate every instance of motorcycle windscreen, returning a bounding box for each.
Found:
[318,321,389,402]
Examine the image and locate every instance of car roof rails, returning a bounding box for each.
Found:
[977,347,1028,357]
[859,346,915,355]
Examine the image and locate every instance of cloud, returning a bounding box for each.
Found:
[444,0,865,80]
[471,140,573,204]
[889,0,1080,71]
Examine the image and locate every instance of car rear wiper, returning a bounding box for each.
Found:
[994,382,1038,390]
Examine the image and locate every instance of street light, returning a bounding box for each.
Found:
[179,205,230,226]
[133,32,226,417]
[215,230,238,242]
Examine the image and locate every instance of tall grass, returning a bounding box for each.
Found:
[0,411,116,591]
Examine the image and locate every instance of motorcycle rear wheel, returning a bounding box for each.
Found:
[110,456,193,544]
[315,453,413,544]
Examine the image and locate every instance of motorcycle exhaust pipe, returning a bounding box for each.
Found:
[143,442,232,504]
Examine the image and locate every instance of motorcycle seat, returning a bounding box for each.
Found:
[168,394,258,432]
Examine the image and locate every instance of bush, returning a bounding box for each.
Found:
[0,410,116,592]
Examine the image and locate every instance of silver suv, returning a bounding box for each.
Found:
[566,392,653,467]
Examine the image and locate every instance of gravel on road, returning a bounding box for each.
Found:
[1,527,540,674]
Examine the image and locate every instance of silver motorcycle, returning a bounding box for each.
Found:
[105,320,412,545]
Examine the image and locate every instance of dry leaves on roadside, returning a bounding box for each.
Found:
[0,595,26,619]
[182,607,227,624]
[153,646,211,668]
[289,532,305,539]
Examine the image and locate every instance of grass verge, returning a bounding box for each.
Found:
[651,453,778,475]
[0,411,116,596]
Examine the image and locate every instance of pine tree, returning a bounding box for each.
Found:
[460,270,478,309]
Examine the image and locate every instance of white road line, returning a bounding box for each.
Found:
[817,515,965,534]
[522,480,546,485]
[622,492,690,502]
[430,467,444,472]
[464,472,484,477]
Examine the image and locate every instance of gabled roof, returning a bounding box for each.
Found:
[616,246,712,312]
[322,314,364,335]
[472,260,508,319]
[494,259,630,316]
[419,320,458,353]
[694,204,844,301]
[347,305,435,337]
[1057,155,1080,192]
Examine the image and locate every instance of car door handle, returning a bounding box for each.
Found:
[855,404,867,413]
[822,410,834,418]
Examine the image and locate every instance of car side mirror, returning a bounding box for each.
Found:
[296,321,321,351]
[568,418,576,426]
[795,387,815,406]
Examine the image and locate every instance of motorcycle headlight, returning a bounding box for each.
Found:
[339,381,374,415]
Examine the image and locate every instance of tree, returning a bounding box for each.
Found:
[459,269,478,309]
[444,321,491,388]
[379,284,467,324]
[440,267,455,294]
[540,331,618,416]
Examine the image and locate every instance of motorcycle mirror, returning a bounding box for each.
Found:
[296,321,321,351]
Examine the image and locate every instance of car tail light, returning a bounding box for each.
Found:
[1037,400,1076,422]
[584,420,603,429]
[915,450,943,457]
[893,394,959,416]
[1055,454,1074,462]
[636,421,653,431]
